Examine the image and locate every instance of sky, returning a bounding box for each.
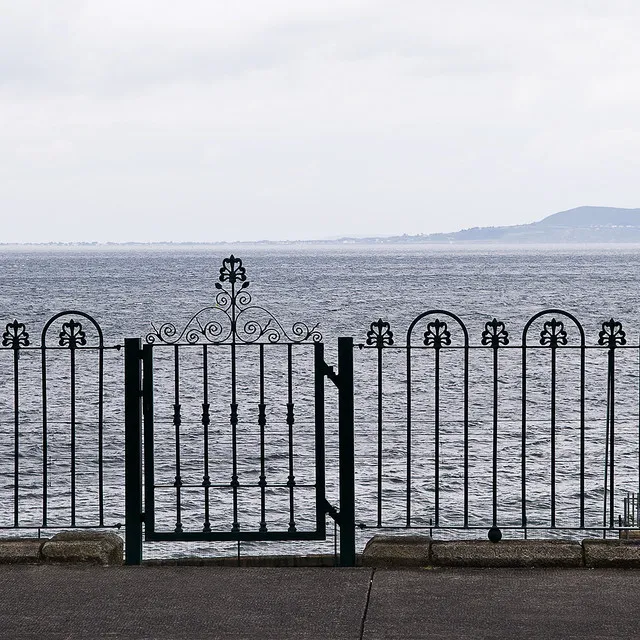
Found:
[2,1,640,243]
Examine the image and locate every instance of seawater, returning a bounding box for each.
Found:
[1,243,640,557]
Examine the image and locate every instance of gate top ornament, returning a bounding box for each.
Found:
[146,255,322,345]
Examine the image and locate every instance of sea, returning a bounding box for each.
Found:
[1,243,640,558]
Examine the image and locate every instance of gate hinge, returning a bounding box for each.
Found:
[322,498,340,523]
[320,361,340,387]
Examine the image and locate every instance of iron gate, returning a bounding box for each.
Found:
[124,256,356,564]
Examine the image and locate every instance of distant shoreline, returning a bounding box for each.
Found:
[4,206,640,246]
[3,240,640,252]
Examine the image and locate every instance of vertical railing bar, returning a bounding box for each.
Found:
[98,341,104,526]
[13,347,20,527]
[463,341,469,528]
[492,343,498,529]
[314,342,326,538]
[142,343,155,537]
[70,345,76,527]
[550,345,556,528]
[521,340,527,536]
[173,344,183,533]
[230,339,239,533]
[603,355,610,534]
[258,344,267,533]
[376,343,383,528]
[609,347,615,529]
[406,344,412,527]
[41,343,48,528]
[580,340,585,529]
[202,344,211,533]
[286,343,296,533]
[434,347,440,527]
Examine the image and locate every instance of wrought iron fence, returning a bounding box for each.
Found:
[0,312,124,532]
[1,254,640,567]
[355,310,639,542]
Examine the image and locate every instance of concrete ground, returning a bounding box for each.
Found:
[1,565,639,639]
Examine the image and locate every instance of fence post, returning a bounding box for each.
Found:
[124,337,143,565]
[338,336,356,566]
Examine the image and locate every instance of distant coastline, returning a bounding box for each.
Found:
[3,206,640,246]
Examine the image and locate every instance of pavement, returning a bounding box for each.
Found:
[1,565,639,639]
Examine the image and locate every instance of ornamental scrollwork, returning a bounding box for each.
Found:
[146,255,322,345]
[423,319,451,349]
[366,319,394,348]
[539,318,568,347]
[481,319,509,348]
[59,320,87,349]
[2,320,30,350]
[598,318,626,349]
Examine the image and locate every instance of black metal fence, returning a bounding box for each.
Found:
[0,312,124,532]
[1,255,639,566]
[353,310,639,544]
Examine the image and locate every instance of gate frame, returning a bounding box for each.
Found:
[124,336,356,565]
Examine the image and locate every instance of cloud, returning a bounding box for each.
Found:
[1,1,640,241]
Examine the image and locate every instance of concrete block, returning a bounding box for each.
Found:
[431,539,583,568]
[0,538,45,564]
[361,535,431,568]
[41,531,123,565]
[583,539,640,568]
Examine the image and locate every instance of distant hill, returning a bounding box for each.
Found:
[339,206,640,244]
[537,206,640,228]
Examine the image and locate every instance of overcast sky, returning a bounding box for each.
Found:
[2,1,639,242]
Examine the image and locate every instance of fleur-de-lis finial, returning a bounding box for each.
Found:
[2,320,30,350]
[598,318,626,349]
[219,255,247,285]
[366,319,394,348]
[481,319,509,348]
[59,320,87,349]
[540,318,568,348]
[423,319,451,349]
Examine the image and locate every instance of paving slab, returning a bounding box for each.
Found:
[0,565,372,640]
[364,568,640,640]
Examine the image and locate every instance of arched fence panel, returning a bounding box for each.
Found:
[0,312,123,533]
[355,309,640,543]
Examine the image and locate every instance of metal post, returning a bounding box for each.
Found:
[314,342,327,539]
[124,338,143,565]
[338,337,356,566]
